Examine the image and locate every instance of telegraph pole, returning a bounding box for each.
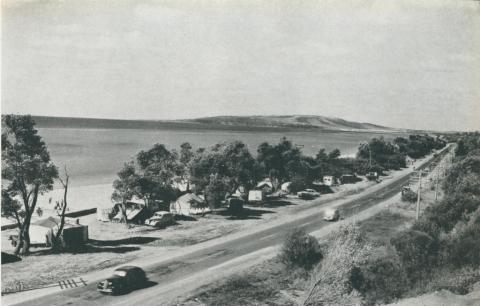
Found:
[416,170,422,220]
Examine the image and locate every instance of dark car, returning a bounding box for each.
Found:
[97,266,147,295]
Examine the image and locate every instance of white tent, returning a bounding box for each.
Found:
[170,193,209,216]
[97,207,113,222]
[30,217,57,245]
[29,216,88,247]
[281,182,292,193]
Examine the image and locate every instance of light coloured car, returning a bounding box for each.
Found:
[297,189,320,199]
[323,208,340,221]
[144,211,175,228]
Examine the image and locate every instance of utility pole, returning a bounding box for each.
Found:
[416,170,422,220]
[368,144,372,169]
[434,170,439,201]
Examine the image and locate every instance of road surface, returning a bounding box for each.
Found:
[9,151,445,306]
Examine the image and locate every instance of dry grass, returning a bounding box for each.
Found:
[186,259,308,306]
[357,210,410,244]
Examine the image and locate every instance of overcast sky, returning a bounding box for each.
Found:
[2,0,479,131]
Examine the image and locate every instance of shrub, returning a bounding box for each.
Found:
[352,246,409,305]
[391,230,439,282]
[278,228,322,270]
[304,224,373,306]
[412,218,441,239]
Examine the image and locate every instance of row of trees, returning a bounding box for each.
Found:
[112,138,349,211]
[113,134,446,212]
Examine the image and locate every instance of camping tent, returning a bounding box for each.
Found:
[97,207,113,222]
[256,180,274,194]
[170,193,209,216]
[281,182,292,193]
[112,202,150,224]
[29,217,88,247]
[30,217,57,246]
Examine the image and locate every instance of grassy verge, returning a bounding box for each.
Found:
[186,259,309,306]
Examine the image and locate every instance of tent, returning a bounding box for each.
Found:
[30,217,56,246]
[233,186,247,199]
[256,180,274,194]
[281,182,292,193]
[97,207,113,222]
[29,217,88,247]
[170,193,210,216]
[112,202,150,224]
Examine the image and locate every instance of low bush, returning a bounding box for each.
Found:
[352,246,410,305]
[278,228,322,270]
[391,230,439,283]
[304,224,372,306]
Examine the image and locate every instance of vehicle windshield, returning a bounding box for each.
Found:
[113,270,127,277]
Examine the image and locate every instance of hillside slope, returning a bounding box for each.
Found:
[23,115,399,132]
[183,115,395,131]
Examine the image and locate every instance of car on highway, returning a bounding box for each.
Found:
[144,211,175,228]
[323,208,340,221]
[97,266,147,295]
[297,189,320,199]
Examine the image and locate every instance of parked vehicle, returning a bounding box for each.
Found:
[226,197,244,214]
[323,208,340,221]
[144,211,175,228]
[366,172,379,181]
[97,266,147,295]
[297,189,320,199]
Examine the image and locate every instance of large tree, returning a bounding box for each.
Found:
[257,137,304,185]
[112,162,139,225]
[2,115,58,255]
[112,144,179,220]
[190,141,260,207]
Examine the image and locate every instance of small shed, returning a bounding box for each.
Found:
[248,190,263,203]
[170,193,210,216]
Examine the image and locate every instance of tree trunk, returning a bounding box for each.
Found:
[54,170,69,250]
[21,224,31,255]
[15,215,32,255]
[121,202,128,228]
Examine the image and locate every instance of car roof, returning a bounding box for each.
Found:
[115,265,142,271]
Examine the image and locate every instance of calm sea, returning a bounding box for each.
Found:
[39,127,401,188]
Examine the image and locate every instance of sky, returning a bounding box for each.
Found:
[2,0,479,131]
